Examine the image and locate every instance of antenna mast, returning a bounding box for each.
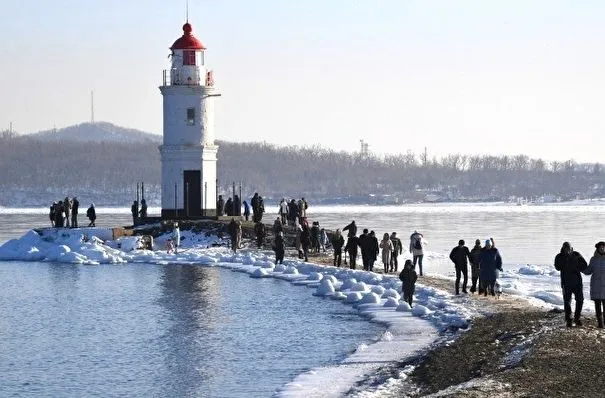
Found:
[91,90,95,123]
[186,0,189,22]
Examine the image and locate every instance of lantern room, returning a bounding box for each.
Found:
[165,23,207,86]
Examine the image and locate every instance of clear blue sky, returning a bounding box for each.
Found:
[2,0,605,162]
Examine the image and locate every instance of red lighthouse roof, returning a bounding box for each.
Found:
[170,23,206,50]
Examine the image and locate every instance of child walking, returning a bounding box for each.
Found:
[399,259,418,307]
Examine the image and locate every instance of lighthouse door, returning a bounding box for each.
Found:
[183,170,201,217]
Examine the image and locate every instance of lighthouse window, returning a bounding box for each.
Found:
[183,50,196,66]
[187,108,195,125]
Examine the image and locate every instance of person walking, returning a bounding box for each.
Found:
[49,202,56,227]
[254,222,266,249]
[300,224,311,262]
[64,197,72,228]
[331,229,345,267]
[399,260,418,307]
[228,219,242,253]
[358,229,372,271]
[390,232,403,272]
[554,241,588,327]
[409,230,425,276]
[279,199,288,225]
[273,231,286,265]
[273,217,283,235]
[379,233,394,274]
[369,231,379,272]
[139,199,147,219]
[172,222,181,254]
[585,241,605,328]
[217,195,225,216]
[131,200,139,225]
[469,239,482,293]
[478,239,503,296]
[345,234,359,270]
[71,197,79,228]
[243,200,250,221]
[86,203,96,227]
[288,199,298,226]
[320,228,328,252]
[449,239,472,295]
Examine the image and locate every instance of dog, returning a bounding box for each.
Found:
[494,281,503,299]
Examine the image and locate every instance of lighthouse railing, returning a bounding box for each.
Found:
[162,69,201,86]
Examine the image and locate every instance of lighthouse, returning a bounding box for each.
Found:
[159,22,220,219]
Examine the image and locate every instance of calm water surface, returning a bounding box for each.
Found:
[0,213,383,397]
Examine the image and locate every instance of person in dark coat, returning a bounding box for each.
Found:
[399,259,418,307]
[54,201,64,227]
[584,241,605,328]
[224,197,233,216]
[228,218,241,252]
[216,195,225,216]
[300,224,311,262]
[554,241,588,327]
[310,222,321,253]
[49,202,56,227]
[343,220,357,238]
[358,229,372,271]
[257,196,265,222]
[450,239,472,294]
[86,204,96,227]
[273,231,286,265]
[331,229,345,267]
[233,195,241,216]
[288,199,298,226]
[254,222,266,248]
[479,239,502,296]
[251,193,260,222]
[345,235,359,270]
[71,197,79,228]
[369,231,379,272]
[390,232,403,272]
[273,217,283,235]
[139,198,147,219]
[469,239,482,293]
[131,200,139,225]
[243,200,250,221]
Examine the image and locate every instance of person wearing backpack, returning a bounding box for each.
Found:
[409,230,425,276]
[399,259,418,307]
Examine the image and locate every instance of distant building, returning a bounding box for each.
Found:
[159,21,220,218]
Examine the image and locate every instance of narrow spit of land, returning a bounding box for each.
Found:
[146,219,605,397]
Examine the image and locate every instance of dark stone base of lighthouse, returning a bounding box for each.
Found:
[160,209,219,220]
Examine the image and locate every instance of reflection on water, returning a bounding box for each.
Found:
[158,265,221,397]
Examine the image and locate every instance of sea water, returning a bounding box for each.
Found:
[2,203,605,396]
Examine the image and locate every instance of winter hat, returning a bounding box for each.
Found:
[485,239,492,246]
[595,241,605,249]
[562,242,571,251]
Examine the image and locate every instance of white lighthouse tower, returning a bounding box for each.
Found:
[159,22,220,219]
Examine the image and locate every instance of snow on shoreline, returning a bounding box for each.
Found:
[0,227,478,397]
[0,227,584,395]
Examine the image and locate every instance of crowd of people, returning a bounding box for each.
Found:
[49,197,97,228]
[553,240,605,329]
[130,199,148,225]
